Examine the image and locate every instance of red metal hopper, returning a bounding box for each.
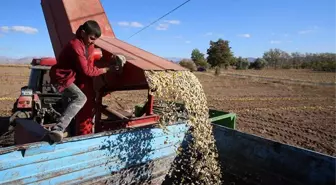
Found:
[41,0,186,92]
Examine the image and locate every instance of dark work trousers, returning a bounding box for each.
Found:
[52,83,87,132]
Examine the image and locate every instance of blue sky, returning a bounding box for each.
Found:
[0,0,335,59]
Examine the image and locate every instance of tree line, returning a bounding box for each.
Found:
[177,38,336,72]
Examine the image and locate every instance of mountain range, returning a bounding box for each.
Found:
[0,56,35,64]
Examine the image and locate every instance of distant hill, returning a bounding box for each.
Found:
[0,56,34,64]
[165,57,184,63]
[0,56,15,63]
[247,57,257,63]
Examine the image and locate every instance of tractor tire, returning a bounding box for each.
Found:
[9,111,31,126]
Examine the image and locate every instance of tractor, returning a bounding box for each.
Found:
[9,48,108,138]
[9,57,75,136]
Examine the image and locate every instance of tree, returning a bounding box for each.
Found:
[230,57,238,67]
[191,49,205,64]
[179,59,197,71]
[262,48,289,69]
[290,52,305,69]
[206,39,234,69]
[249,58,267,70]
[235,57,249,70]
[197,60,210,69]
[261,49,336,72]
[191,49,209,69]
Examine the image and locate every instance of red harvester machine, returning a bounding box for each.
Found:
[11,0,186,141]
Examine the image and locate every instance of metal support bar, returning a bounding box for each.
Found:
[94,92,103,133]
[100,114,160,130]
[101,107,128,120]
[146,92,154,115]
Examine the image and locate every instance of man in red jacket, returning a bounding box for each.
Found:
[48,20,111,142]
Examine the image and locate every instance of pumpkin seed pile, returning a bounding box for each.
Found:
[144,70,222,185]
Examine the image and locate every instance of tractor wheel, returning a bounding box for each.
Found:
[9,111,31,129]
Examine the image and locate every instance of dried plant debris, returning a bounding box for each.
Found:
[144,70,222,185]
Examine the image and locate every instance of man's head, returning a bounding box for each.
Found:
[79,20,101,46]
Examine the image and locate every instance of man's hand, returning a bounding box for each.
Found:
[101,54,127,74]
[115,54,126,73]
[116,55,126,67]
[102,67,110,73]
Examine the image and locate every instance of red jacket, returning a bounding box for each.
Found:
[50,37,105,92]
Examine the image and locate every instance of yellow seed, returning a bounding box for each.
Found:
[144,70,222,184]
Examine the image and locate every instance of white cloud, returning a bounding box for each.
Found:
[269,40,292,44]
[185,40,191,44]
[117,21,130,26]
[204,32,224,38]
[0,26,38,34]
[156,23,169,31]
[238,33,251,38]
[205,32,213,36]
[174,35,183,39]
[155,20,181,31]
[270,40,282,44]
[117,21,144,28]
[298,26,319,34]
[164,20,181,25]
[298,29,314,34]
[130,22,144,28]
[0,26,10,33]
[11,26,38,34]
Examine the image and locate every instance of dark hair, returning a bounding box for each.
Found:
[76,20,101,38]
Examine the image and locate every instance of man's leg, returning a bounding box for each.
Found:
[49,83,87,142]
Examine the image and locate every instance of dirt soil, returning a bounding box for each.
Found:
[0,66,335,157]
